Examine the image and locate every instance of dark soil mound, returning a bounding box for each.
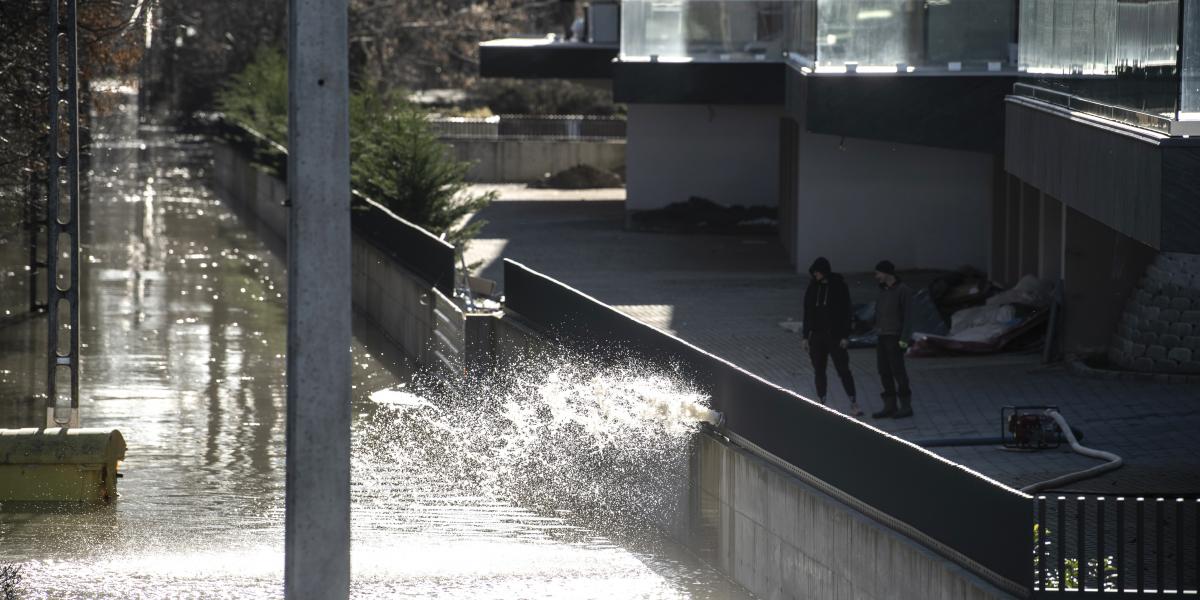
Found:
[531,164,623,189]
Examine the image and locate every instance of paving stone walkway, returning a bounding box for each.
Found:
[464,188,1200,495]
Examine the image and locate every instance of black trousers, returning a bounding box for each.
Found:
[876,334,911,398]
[808,333,855,399]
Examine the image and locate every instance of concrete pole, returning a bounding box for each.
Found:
[285,0,351,597]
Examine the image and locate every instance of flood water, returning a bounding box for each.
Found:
[0,89,751,599]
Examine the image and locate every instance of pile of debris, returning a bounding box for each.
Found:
[630,196,777,234]
[909,275,1054,356]
[843,268,1056,356]
[529,164,624,189]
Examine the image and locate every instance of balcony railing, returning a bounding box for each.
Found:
[1011,82,1175,134]
[619,0,1016,73]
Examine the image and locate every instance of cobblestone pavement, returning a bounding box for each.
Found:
[464,189,1200,495]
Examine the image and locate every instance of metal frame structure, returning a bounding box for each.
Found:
[47,0,81,428]
[1034,495,1200,596]
[24,170,47,314]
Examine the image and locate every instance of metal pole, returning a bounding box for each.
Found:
[285,0,351,596]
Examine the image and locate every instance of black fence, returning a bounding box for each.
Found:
[1034,495,1200,596]
[502,259,1032,592]
[213,117,456,296]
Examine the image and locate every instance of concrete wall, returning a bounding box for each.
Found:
[625,104,782,211]
[212,141,462,369]
[1062,206,1157,357]
[789,129,994,273]
[212,143,290,242]
[442,138,625,183]
[463,309,552,375]
[352,238,460,369]
[681,433,1020,600]
[992,169,1159,357]
[1005,100,1163,249]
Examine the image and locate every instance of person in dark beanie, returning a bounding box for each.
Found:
[802,257,860,416]
[871,260,914,419]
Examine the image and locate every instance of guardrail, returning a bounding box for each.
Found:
[1011,83,1174,135]
[501,258,1032,594]
[1034,494,1199,597]
[429,115,626,140]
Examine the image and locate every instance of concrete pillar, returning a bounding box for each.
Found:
[1038,194,1063,281]
[1018,182,1040,279]
[989,169,1007,282]
[285,0,351,597]
[1003,175,1020,286]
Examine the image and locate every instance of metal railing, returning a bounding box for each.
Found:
[1034,495,1199,596]
[428,115,626,140]
[1011,82,1175,135]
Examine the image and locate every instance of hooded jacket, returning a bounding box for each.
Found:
[803,257,852,341]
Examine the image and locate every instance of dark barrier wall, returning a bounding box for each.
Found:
[215,118,456,296]
[614,62,786,105]
[803,72,1015,153]
[503,259,1032,590]
[349,197,456,296]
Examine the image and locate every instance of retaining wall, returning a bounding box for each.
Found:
[682,433,1019,600]
[1108,252,1200,380]
[211,137,461,373]
[442,138,625,183]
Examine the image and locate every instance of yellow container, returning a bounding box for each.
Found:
[0,428,126,502]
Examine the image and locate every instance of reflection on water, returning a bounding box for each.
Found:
[0,92,750,599]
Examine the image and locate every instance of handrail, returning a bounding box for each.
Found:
[1011,82,1174,135]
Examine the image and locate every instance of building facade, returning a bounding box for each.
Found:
[480,0,1200,355]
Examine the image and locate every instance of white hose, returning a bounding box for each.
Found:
[1020,410,1123,493]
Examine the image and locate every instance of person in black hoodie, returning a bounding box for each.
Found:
[802,257,860,416]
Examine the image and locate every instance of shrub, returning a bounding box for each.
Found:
[215,48,491,248]
[214,46,288,145]
[351,90,493,247]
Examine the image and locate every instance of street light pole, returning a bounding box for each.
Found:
[285,0,351,597]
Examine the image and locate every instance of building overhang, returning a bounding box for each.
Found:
[478,38,617,80]
[795,68,1016,153]
[613,60,785,105]
[1004,97,1200,254]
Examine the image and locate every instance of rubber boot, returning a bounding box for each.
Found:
[872,394,896,419]
[892,396,913,419]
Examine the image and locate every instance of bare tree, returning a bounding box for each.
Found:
[349,0,551,91]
